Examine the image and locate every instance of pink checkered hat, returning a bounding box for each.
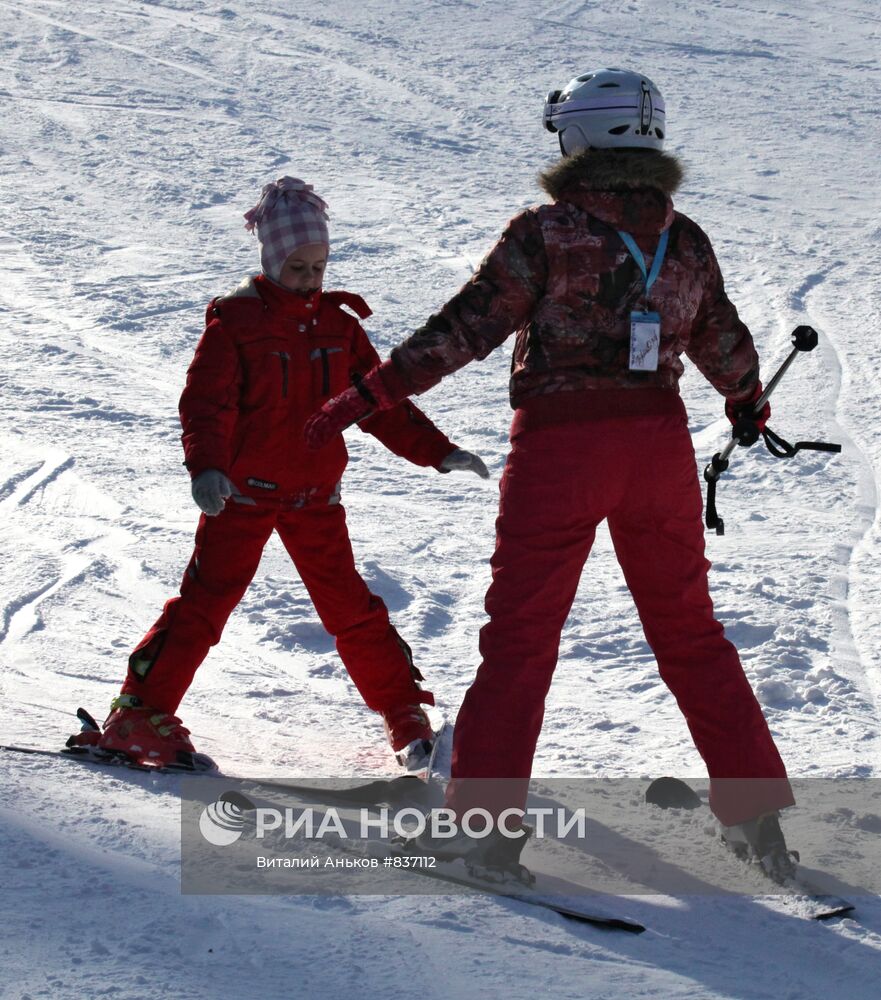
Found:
[244,177,329,282]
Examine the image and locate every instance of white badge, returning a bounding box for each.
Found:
[629,311,661,371]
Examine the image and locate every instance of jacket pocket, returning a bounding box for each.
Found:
[309,340,347,400]
[239,340,291,409]
[271,351,290,397]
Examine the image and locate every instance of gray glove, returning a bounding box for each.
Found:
[438,448,490,480]
[191,469,236,516]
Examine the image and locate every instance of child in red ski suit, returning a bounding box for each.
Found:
[306,71,796,869]
[71,176,487,769]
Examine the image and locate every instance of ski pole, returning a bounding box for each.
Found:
[703,325,821,534]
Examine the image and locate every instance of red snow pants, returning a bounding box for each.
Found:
[122,500,431,717]
[446,392,794,827]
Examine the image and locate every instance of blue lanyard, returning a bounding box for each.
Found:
[617,228,669,300]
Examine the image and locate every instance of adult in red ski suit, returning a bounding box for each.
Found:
[72,177,488,769]
[306,76,795,830]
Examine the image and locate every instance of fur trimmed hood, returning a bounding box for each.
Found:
[539,149,684,200]
[538,149,684,235]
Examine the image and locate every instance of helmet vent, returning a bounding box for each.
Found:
[576,74,594,82]
[655,128,664,139]
[598,82,620,88]
[608,124,630,135]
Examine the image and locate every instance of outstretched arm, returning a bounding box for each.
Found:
[349,322,458,470]
[386,209,548,397]
[305,210,545,448]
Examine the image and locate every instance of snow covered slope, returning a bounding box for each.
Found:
[1,1,880,997]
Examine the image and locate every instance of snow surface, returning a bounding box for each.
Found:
[1,0,880,997]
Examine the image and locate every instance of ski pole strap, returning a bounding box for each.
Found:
[703,453,729,536]
[617,228,669,297]
[761,426,842,460]
[703,426,841,536]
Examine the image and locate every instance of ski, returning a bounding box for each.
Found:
[403,865,647,933]
[645,777,855,921]
[232,778,646,934]
[5,737,642,933]
[0,713,448,790]
[0,742,216,773]
[340,838,646,934]
[0,744,444,794]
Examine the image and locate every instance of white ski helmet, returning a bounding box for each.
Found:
[543,69,666,155]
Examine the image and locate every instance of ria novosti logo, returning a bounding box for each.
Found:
[198,791,255,847]
[196,789,589,847]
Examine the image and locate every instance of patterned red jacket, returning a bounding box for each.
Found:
[180,275,454,505]
[385,149,759,411]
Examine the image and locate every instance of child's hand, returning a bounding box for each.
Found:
[304,385,374,449]
[438,448,491,480]
[192,469,237,516]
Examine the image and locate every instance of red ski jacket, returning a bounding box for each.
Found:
[180,275,455,505]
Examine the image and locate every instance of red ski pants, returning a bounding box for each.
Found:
[122,500,430,716]
[447,399,793,826]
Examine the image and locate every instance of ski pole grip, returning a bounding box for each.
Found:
[732,417,761,447]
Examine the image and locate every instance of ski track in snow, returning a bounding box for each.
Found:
[1,1,880,997]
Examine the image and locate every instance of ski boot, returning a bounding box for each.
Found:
[720,811,799,883]
[67,695,215,771]
[382,703,435,770]
[401,821,534,885]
